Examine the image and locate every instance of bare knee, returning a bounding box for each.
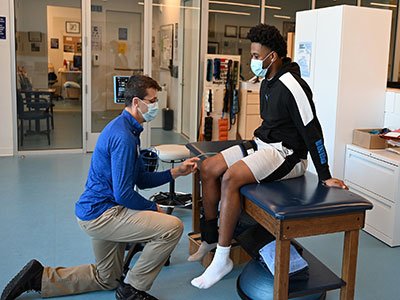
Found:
[221,169,241,190]
[201,155,226,181]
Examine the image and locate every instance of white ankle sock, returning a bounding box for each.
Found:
[191,244,233,289]
[188,241,217,262]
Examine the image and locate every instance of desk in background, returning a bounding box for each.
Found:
[58,70,81,99]
[186,141,372,300]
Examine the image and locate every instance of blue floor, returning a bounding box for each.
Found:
[1,153,400,299]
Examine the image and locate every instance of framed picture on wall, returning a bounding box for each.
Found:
[28,31,41,42]
[224,25,237,38]
[66,21,80,34]
[239,26,251,39]
[50,38,59,49]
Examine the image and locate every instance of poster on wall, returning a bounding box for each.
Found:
[118,28,128,40]
[91,25,102,51]
[0,16,6,40]
[160,24,173,70]
[297,42,312,78]
[173,23,178,65]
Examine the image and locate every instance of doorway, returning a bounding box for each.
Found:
[15,1,83,151]
[86,1,144,151]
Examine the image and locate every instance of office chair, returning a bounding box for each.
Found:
[17,92,52,146]
[150,144,192,213]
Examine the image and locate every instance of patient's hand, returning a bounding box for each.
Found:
[323,178,348,190]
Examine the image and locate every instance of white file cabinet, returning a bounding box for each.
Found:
[344,144,400,247]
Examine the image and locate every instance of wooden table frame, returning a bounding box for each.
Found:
[191,172,365,300]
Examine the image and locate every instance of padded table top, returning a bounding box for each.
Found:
[241,172,372,220]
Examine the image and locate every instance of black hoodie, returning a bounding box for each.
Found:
[254,58,331,181]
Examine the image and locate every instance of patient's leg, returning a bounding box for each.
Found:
[191,161,256,289]
[188,154,227,262]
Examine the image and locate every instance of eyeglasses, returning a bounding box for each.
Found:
[142,97,158,104]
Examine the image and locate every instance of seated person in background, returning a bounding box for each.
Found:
[2,75,199,300]
[47,63,58,87]
[17,66,32,91]
[189,24,348,289]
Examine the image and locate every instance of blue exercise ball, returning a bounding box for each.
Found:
[237,260,325,300]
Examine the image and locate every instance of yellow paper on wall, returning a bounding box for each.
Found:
[118,42,127,55]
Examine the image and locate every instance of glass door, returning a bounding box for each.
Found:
[15,0,82,151]
[150,0,201,143]
[181,0,201,141]
[86,0,145,151]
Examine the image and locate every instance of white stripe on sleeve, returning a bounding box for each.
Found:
[279,73,313,126]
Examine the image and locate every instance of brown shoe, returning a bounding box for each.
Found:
[1,259,43,300]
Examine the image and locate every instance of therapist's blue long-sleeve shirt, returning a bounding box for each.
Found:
[75,110,173,221]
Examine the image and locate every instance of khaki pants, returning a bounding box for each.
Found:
[41,206,184,298]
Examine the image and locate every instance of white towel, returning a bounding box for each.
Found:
[259,240,308,276]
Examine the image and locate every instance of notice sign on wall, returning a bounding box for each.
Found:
[0,16,6,40]
[297,42,312,78]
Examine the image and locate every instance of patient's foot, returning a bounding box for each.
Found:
[191,244,233,289]
[188,241,217,262]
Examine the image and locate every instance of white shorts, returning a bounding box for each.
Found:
[221,138,307,182]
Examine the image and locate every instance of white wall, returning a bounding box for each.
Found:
[0,0,14,156]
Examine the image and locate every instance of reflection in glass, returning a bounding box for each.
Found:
[208,0,261,80]
[315,0,357,8]
[151,0,201,141]
[15,0,82,150]
[361,0,398,81]
[264,1,311,59]
[90,1,144,133]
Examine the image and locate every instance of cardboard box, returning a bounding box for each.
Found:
[188,232,251,268]
[352,128,387,149]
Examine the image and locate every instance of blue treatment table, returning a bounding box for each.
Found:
[186,141,372,300]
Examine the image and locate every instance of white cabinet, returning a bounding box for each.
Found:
[344,144,400,247]
[238,82,262,140]
[295,6,391,178]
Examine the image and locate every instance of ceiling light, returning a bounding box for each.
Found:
[138,2,199,10]
[209,9,251,16]
[370,2,397,8]
[209,1,281,10]
[265,5,281,10]
[273,15,291,19]
[209,1,259,8]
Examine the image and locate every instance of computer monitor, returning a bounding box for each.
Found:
[73,54,82,70]
[113,75,130,104]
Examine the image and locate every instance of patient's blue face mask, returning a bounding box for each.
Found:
[250,51,274,78]
[138,99,159,122]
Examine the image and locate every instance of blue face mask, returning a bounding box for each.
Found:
[138,99,159,122]
[250,51,274,78]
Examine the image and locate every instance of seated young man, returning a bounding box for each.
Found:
[189,24,348,289]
